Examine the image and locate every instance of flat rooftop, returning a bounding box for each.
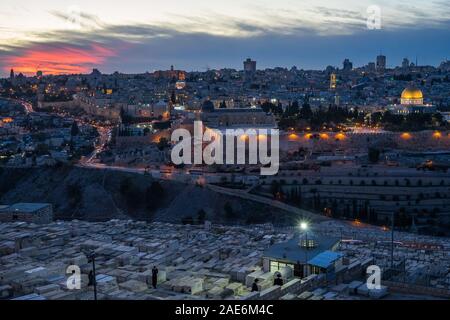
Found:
[263,234,340,264]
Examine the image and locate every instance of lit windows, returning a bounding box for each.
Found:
[269,260,294,273]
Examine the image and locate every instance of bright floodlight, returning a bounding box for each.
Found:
[300,222,308,231]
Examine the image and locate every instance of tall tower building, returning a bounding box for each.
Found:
[243,58,256,73]
[10,69,14,79]
[330,73,337,90]
[376,55,386,71]
[342,59,353,72]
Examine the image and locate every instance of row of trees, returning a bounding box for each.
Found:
[269,183,442,229]
[261,98,364,131]
[370,111,445,131]
[261,97,447,132]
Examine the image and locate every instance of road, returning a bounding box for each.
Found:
[1,97,34,114]
[206,184,327,222]
[79,125,112,165]
[20,100,34,114]
[77,159,326,222]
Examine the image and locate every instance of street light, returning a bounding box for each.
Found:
[300,222,309,277]
[391,212,395,269]
[88,251,98,301]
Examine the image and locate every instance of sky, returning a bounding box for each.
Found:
[1,0,449,76]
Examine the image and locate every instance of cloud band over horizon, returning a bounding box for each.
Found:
[0,0,449,76]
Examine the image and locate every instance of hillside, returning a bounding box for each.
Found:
[0,166,296,225]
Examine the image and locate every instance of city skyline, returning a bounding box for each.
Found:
[1,1,450,305]
[1,0,450,76]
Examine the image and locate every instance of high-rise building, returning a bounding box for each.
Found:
[367,62,376,72]
[342,59,353,72]
[376,55,386,71]
[10,69,14,79]
[243,58,256,73]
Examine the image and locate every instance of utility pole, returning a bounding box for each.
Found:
[89,252,98,301]
[300,222,309,277]
[391,212,395,269]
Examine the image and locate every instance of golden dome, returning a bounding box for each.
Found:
[401,87,423,100]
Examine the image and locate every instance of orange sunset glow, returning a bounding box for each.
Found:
[5,44,116,76]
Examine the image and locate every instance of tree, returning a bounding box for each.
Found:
[284,100,299,116]
[299,101,313,120]
[261,101,275,113]
[291,100,300,115]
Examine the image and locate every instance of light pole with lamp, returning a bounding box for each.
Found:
[88,251,98,301]
[300,222,309,277]
[391,212,396,269]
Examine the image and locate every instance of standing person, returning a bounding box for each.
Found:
[251,279,259,292]
[152,266,159,289]
[274,273,284,286]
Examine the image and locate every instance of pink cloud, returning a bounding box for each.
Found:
[5,43,117,75]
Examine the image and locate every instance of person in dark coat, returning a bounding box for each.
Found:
[274,273,284,286]
[152,266,158,289]
[251,279,259,292]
